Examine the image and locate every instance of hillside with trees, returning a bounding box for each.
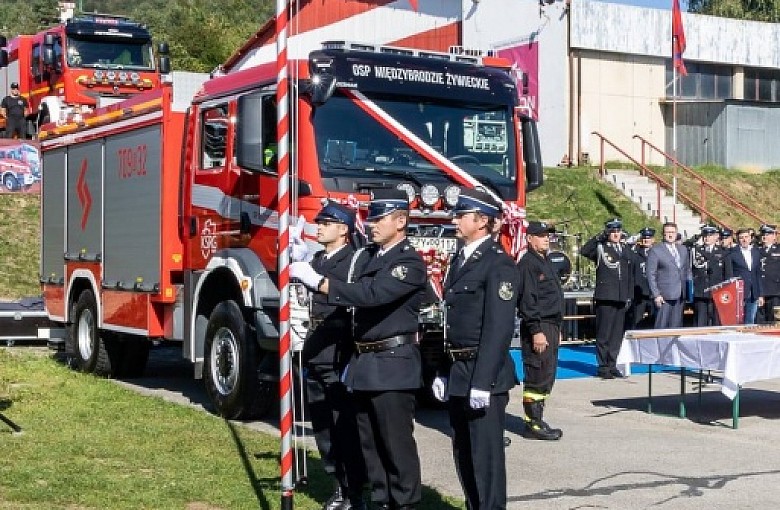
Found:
[0,0,274,73]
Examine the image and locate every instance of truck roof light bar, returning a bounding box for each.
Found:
[321,40,488,65]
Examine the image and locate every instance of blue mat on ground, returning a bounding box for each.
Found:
[510,345,672,380]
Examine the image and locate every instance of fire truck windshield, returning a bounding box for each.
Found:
[313,92,517,200]
[65,36,154,70]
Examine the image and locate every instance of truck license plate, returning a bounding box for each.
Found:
[408,237,457,254]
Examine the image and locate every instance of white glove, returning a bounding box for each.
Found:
[290,261,323,290]
[289,217,311,262]
[469,388,491,409]
[432,376,448,402]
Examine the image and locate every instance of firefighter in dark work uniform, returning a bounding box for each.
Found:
[291,189,426,510]
[690,224,733,326]
[300,201,369,510]
[581,218,633,379]
[628,227,656,329]
[758,224,780,324]
[517,220,565,441]
[431,188,518,509]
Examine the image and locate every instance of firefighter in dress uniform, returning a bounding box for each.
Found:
[516,220,565,441]
[690,225,733,326]
[758,224,780,324]
[581,218,634,379]
[431,189,518,509]
[291,189,426,510]
[298,201,369,510]
[628,227,656,329]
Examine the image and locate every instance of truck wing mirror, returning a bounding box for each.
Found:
[43,47,55,67]
[236,92,266,173]
[302,73,337,106]
[43,33,55,46]
[519,112,543,192]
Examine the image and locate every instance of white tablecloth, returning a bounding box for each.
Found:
[616,333,780,399]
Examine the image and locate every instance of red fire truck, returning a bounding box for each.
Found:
[0,13,162,135]
[38,41,543,419]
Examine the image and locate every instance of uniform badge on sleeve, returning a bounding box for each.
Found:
[498,282,514,301]
[391,265,408,280]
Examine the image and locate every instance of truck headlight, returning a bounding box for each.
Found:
[444,185,460,207]
[396,183,417,203]
[420,184,440,207]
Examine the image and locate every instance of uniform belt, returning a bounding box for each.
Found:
[355,334,417,354]
[447,346,478,361]
[309,318,349,329]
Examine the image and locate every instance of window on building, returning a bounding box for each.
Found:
[744,68,780,102]
[200,104,230,170]
[665,62,733,99]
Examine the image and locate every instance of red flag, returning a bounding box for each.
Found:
[409,0,419,11]
[672,0,687,76]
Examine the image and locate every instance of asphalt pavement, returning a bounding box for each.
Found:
[116,345,780,510]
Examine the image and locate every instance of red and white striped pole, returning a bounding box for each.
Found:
[275,0,294,508]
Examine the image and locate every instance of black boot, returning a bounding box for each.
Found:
[323,485,345,510]
[521,401,562,440]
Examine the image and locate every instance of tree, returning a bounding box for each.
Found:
[688,0,780,22]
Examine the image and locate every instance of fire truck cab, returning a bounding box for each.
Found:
[39,42,543,419]
[0,13,162,135]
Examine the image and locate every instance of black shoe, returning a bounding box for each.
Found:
[597,368,614,380]
[323,488,345,510]
[521,419,562,440]
[610,367,625,378]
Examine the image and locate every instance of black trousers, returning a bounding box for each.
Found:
[353,389,421,507]
[759,295,780,324]
[594,300,627,370]
[629,296,654,329]
[693,298,720,327]
[306,364,365,496]
[521,321,560,395]
[449,393,509,510]
[5,117,25,139]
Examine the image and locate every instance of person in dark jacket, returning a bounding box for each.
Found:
[730,228,763,324]
[690,225,733,326]
[432,188,518,509]
[758,224,780,324]
[581,218,633,379]
[517,220,565,440]
[628,227,655,329]
[300,201,369,510]
[291,189,426,510]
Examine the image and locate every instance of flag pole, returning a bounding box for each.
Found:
[672,40,678,224]
[275,0,294,508]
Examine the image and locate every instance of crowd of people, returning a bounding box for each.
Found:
[582,219,780,379]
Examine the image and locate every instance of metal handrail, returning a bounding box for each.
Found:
[592,131,728,227]
[633,134,768,228]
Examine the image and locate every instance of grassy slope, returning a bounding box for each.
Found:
[0,194,39,300]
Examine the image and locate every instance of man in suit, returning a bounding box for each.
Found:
[432,188,519,509]
[300,201,368,510]
[628,227,656,329]
[516,220,565,440]
[646,222,691,329]
[581,218,633,379]
[758,224,780,324]
[690,225,733,326]
[731,228,763,324]
[291,189,426,510]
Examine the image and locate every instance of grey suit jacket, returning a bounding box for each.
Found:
[647,243,691,300]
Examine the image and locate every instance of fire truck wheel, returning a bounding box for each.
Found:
[66,289,115,376]
[3,174,20,192]
[204,300,273,419]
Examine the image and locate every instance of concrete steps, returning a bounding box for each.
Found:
[604,168,702,239]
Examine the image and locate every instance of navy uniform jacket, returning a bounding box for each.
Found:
[303,245,367,368]
[327,239,426,391]
[629,245,651,298]
[517,248,565,334]
[581,236,634,302]
[690,245,732,299]
[760,244,780,297]
[443,239,519,397]
[729,246,763,301]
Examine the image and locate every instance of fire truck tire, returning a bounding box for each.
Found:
[204,300,274,419]
[66,290,115,376]
[3,174,20,192]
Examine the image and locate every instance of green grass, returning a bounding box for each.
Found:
[0,349,464,510]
